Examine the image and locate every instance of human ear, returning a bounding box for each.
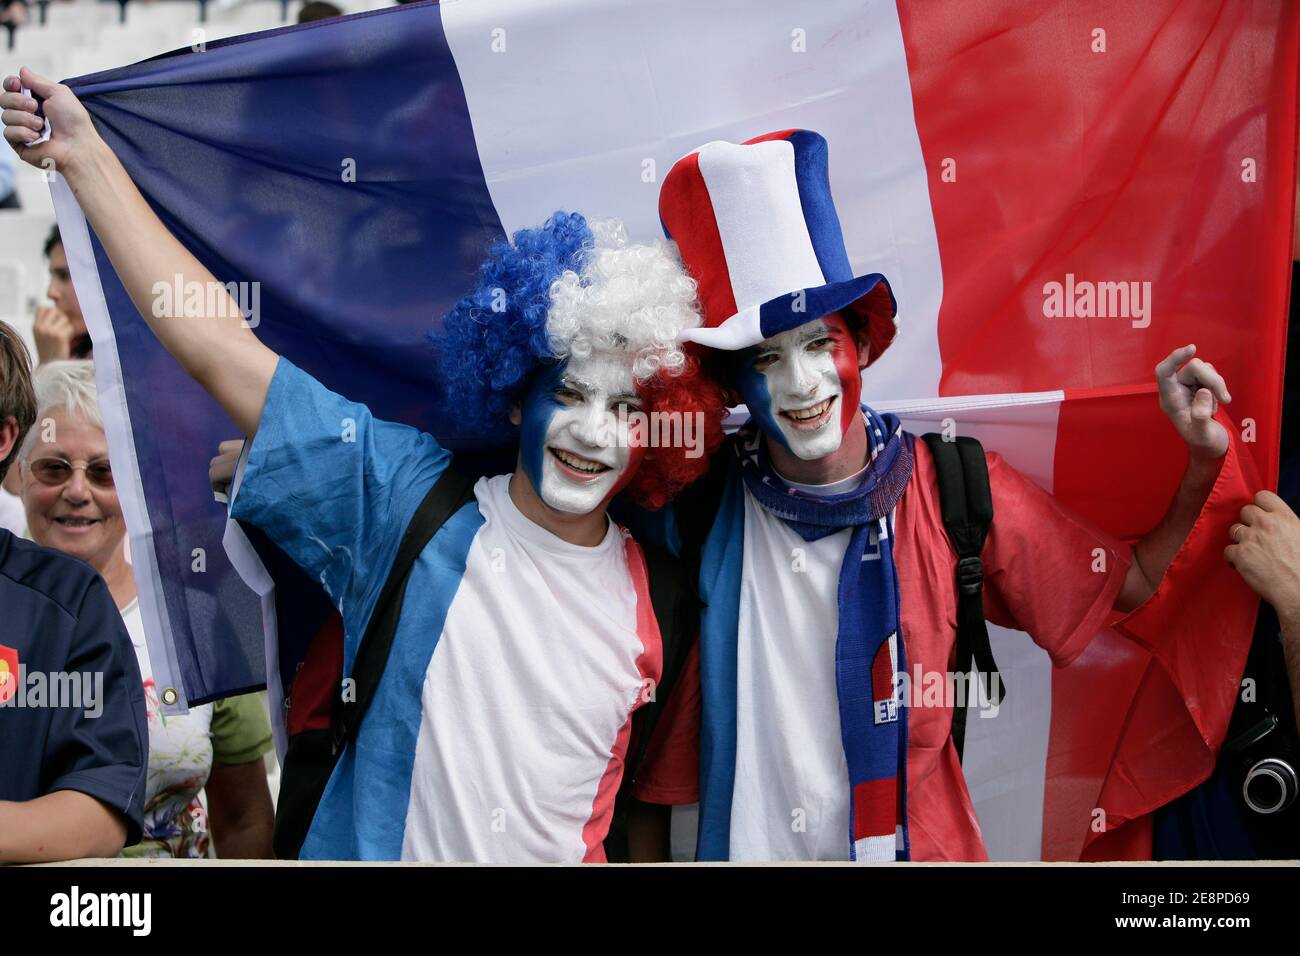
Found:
[851,319,873,371]
[508,402,522,427]
[0,416,16,467]
[857,342,872,372]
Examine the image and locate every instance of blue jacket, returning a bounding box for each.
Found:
[0,528,147,846]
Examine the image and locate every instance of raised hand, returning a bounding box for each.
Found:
[1,67,101,178]
[33,305,76,364]
[1154,344,1231,460]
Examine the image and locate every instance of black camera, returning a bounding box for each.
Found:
[1223,701,1300,816]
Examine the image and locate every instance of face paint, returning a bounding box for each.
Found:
[732,313,862,461]
[518,352,647,515]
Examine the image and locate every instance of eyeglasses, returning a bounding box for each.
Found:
[26,457,115,489]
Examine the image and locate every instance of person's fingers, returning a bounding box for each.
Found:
[1191,387,1215,422]
[35,308,69,332]
[1199,362,1231,403]
[1,108,44,133]
[209,454,237,490]
[1253,490,1292,514]
[1175,358,1208,390]
[0,90,38,112]
[216,439,244,455]
[2,75,21,94]
[1229,523,1248,544]
[1155,344,1195,380]
[1177,358,1232,404]
[18,66,60,100]
[2,124,39,146]
[1240,503,1265,526]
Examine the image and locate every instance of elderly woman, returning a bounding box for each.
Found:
[0,323,144,863]
[19,360,276,858]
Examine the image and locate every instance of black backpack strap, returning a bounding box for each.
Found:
[920,433,1000,763]
[330,467,477,755]
[274,466,476,859]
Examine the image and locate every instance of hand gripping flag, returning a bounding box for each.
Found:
[51,0,1297,859]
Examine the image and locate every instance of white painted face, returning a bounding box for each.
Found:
[519,350,647,515]
[735,318,860,461]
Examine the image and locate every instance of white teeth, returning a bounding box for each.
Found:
[552,448,608,474]
[785,399,832,421]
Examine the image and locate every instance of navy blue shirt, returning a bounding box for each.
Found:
[0,528,147,847]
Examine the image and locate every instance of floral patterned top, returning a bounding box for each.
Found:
[118,599,273,858]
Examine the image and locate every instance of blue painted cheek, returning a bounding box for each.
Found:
[735,362,792,453]
[519,363,565,494]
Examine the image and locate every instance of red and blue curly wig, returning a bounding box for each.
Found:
[436,211,726,510]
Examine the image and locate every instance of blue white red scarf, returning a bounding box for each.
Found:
[736,406,914,861]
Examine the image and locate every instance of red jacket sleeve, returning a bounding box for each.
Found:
[632,640,701,805]
[980,451,1132,666]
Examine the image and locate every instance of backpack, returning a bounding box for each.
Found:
[272,468,699,860]
[918,433,1002,762]
[672,431,1001,763]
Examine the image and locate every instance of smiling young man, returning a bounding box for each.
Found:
[2,69,726,861]
[626,129,1252,863]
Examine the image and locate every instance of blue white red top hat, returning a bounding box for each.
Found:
[659,129,898,364]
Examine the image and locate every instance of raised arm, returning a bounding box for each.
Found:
[1114,344,1231,611]
[2,67,277,436]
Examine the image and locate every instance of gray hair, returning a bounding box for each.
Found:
[18,360,103,461]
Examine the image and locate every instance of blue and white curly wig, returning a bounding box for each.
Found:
[436,210,728,507]
[437,210,701,438]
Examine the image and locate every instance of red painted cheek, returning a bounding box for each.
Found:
[832,341,863,434]
[601,392,652,507]
[600,443,648,507]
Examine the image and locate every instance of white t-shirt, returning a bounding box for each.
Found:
[730,468,879,861]
[400,473,657,862]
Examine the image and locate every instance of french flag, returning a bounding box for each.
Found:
[50,0,1297,859]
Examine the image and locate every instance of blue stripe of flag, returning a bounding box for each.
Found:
[69,1,504,704]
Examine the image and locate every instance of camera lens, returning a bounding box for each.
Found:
[1242,758,1299,814]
